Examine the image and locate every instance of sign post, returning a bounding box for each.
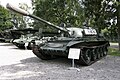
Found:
[25,42,28,50]
[72,59,75,67]
[68,48,80,70]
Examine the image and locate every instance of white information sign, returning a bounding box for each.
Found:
[68,48,81,59]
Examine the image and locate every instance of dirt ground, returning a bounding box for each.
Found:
[0,43,120,80]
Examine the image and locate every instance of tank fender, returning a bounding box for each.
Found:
[66,41,83,47]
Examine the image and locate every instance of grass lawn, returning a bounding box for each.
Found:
[108,48,120,56]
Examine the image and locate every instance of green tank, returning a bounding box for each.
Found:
[12,33,39,49]
[7,3,110,66]
[11,28,39,49]
[12,28,60,49]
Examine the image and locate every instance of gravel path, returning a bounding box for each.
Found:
[0,43,120,80]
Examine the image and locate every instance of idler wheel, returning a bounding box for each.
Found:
[32,46,54,60]
[38,52,54,60]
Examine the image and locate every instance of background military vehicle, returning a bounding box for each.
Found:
[0,28,29,43]
[10,28,38,40]
[12,28,60,49]
[0,30,14,42]
[0,32,5,42]
[11,28,40,49]
[12,33,39,49]
[7,3,110,66]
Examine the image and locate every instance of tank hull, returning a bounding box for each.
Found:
[32,38,109,66]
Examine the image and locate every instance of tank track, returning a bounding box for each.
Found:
[32,42,109,66]
[74,43,109,66]
[32,45,56,60]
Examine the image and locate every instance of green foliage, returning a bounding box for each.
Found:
[82,0,120,44]
[108,48,120,56]
[10,13,26,29]
[9,3,32,29]
[31,0,119,42]
[32,0,85,29]
[0,5,13,32]
[82,0,117,30]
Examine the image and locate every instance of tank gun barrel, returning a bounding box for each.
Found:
[6,3,69,33]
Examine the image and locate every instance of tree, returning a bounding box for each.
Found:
[9,3,32,29]
[82,0,120,50]
[82,0,115,30]
[116,0,120,50]
[0,5,13,32]
[31,0,85,30]
[18,3,32,29]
